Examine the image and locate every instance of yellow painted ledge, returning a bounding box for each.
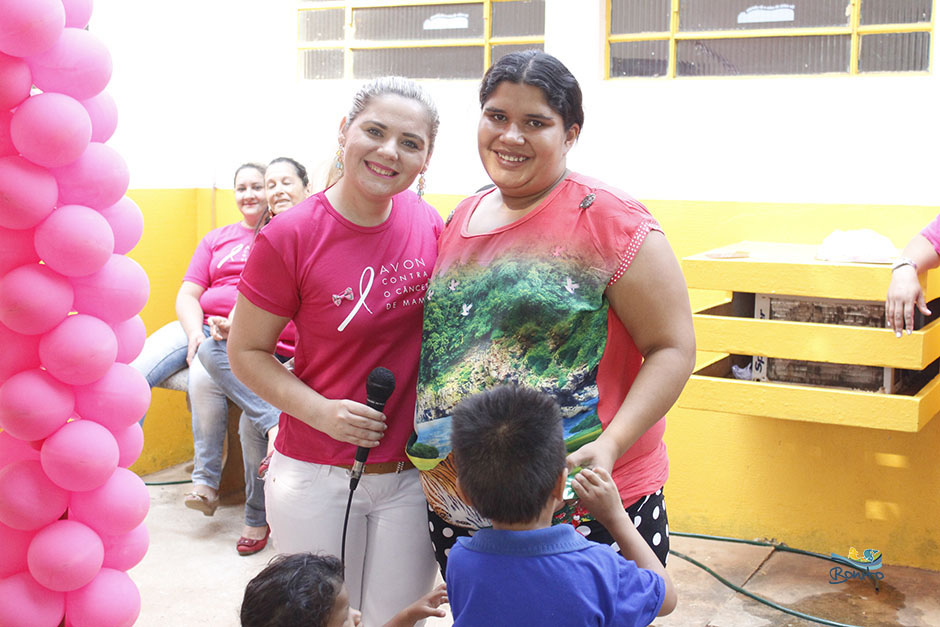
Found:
[693,315,940,370]
[681,354,940,432]
[683,242,940,302]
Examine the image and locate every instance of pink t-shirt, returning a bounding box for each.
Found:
[239,190,443,465]
[411,172,668,528]
[921,214,940,254]
[184,222,254,323]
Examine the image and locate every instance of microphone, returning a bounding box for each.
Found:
[349,367,396,491]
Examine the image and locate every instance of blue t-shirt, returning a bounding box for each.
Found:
[446,525,665,626]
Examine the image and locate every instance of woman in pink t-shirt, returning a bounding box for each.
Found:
[886,213,940,336]
[195,157,312,556]
[228,77,443,626]
[130,163,267,509]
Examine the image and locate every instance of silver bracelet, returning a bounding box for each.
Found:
[891,257,918,272]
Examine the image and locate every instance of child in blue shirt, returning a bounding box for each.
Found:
[446,385,677,626]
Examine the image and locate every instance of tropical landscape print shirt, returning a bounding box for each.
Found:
[408,172,670,529]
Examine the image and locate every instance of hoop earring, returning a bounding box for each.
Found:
[335,145,344,172]
[417,171,426,197]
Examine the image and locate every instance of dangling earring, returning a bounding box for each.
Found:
[335,145,344,172]
[417,170,426,197]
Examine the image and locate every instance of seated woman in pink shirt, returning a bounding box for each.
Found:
[195,157,312,555]
[130,164,268,506]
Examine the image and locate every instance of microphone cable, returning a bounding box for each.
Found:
[340,367,396,566]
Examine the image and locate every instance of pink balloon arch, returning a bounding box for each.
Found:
[0,1,150,625]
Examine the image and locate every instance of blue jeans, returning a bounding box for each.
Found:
[129,321,189,423]
[197,338,281,527]
[130,320,229,489]
[188,343,229,490]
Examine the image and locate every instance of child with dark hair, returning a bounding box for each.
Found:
[447,385,677,626]
[240,553,448,627]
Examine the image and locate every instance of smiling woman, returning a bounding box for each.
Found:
[408,50,697,574]
[129,162,269,516]
[226,77,443,626]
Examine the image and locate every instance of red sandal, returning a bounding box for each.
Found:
[236,526,270,556]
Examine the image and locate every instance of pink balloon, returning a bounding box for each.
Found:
[69,467,149,536]
[70,254,149,324]
[40,314,117,385]
[99,521,148,571]
[74,362,150,431]
[34,204,114,277]
[0,571,66,627]
[41,420,119,491]
[0,156,58,230]
[28,520,103,592]
[0,110,15,158]
[0,521,34,578]
[0,320,40,385]
[11,93,92,168]
[0,0,65,58]
[98,197,143,255]
[0,460,69,530]
[81,91,118,144]
[61,0,94,29]
[51,142,128,209]
[111,421,144,468]
[0,225,40,277]
[111,315,146,364]
[0,52,31,110]
[0,369,74,441]
[0,430,40,468]
[0,263,73,335]
[66,568,140,627]
[27,28,112,101]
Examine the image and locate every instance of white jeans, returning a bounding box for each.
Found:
[265,452,437,626]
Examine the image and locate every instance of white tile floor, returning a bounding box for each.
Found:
[136,464,940,627]
[133,464,450,627]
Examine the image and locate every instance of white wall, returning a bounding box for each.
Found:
[93,0,940,205]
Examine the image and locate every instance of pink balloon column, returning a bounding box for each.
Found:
[0,2,150,625]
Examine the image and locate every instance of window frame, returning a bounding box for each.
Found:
[605,0,935,79]
[297,0,545,80]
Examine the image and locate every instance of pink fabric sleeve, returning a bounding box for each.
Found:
[920,213,940,255]
[238,230,299,319]
[183,234,213,288]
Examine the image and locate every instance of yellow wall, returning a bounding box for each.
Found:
[126,188,243,475]
[129,189,940,570]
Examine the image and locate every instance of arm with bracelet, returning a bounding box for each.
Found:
[886,214,940,336]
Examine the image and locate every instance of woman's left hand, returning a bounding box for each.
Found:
[566,437,619,474]
[207,315,231,341]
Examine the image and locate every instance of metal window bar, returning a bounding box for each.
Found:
[297,0,545,80]
[606,0,935,79]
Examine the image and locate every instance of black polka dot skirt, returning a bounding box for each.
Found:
[426,487,669,575]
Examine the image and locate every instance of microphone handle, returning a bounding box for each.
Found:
[349,398,387,487]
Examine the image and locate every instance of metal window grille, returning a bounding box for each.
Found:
[608,0,933,78]
[298,0,545,80]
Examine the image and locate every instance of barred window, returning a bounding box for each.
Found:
[608,0,932,78]
[298,0,545,80]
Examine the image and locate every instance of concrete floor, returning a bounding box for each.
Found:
[135,464,940,626]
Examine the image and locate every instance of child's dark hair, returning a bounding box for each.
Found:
[240,553,345,627]
[480,50,584,133]
[451,385,566,524]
